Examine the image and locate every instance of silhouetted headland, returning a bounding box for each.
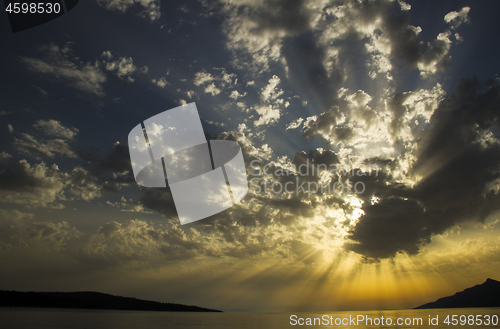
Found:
[0,290,221,312]
[415,278,500,309]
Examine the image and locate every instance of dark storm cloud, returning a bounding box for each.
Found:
[0,160,68,207]
[139,188,178,219]
[0,160,66,193]
[97,141,133,174]
[33,120,79,139]
[347,78,500,259]
[347,197,429,258]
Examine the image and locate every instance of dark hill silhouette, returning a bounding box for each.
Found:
[415,278,500,309]
[0,290,221,312]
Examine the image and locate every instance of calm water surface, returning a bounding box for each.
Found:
[0,307,499,329]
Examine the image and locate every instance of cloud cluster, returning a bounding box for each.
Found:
[21,43,107,96]
[0,160,69,208]
[14,120,80,159]
[347,78,500,259]
[33,120,79,140]
[0,156,131,209]
[6,1,495,271]
[81,219,202,264]
[0,152,12,162]
[254,75,289,126]
[194,0,496,262]
[151,77,169,88]
[95,0,161,21]
[221,0,318,73]
[0,208,80,252]
[1,121,134,209]
[21,43,147,96]
[445,6,471,30]
[220,0,469,94]
[192,68,237,96]
[101,51,148,82]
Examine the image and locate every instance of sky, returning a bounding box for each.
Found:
[1,0,500,312]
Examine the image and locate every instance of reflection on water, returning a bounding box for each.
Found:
[0,307,498,329]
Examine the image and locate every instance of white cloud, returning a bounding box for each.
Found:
[260,75,283,101]
[398,0,411,11]
[21,44,107,96]
[0,152,12,162]
[22,45,147,95]
[229,90,246,100]
[0,160,69,208]
[219,0,320,72]
[444,7,471,29]
[193,68,237,96]
[219,0,467,82]
[253,75,287,126]
[0,157,131,209]
[95,0,161,21]
[204,83,221,96]
[68,167,106,202]
[151,77,169,88]
[185,90,196,98]
[34,119,79,140]
[15,134,78,159]
[286,118,304,130]
[101,51,113,60]
[104,56,138,79]
[14,120,79,159]
[254,105,281,126]
[101,51,148,82]
[193,71,214,86]
[107,196,152,213]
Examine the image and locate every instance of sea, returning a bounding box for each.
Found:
[0,307,498,329]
